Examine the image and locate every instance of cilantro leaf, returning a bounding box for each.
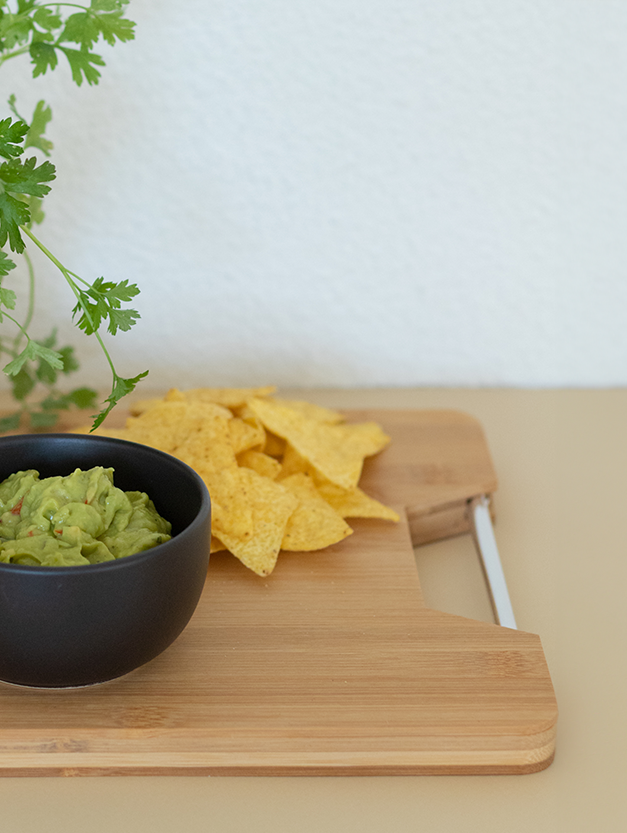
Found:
[59,46,105,86]
[24,100,53,156]
[0,156,56,197]
[91,369,148,430]
[10,366,35,401]
[39,392,69,411]
[71,289,104,334]
[32,8,62,32]
[97,277,141,304]
[107,306,140,335]
[39,385,97,413]
[3,338,64,377]
[60,8,136,50]
[95,12,135,46]
[60,12,100,50]
[90,1,131,11]
[72,277,141,336]
[0,412,21,434]
[29,409,60,429]
[0,192,30,252]
[34,335,80,384]
[1,0,142,426]
[0,250,16,277]
[24,194,45,226]
[0,286,17,315]
[58,344,80,375]
[29,40,58,77]
[0,116,28,160]
[0,284,17,310]
[35,354,57,385]
[0,12,33,51]
[67,386,98,409]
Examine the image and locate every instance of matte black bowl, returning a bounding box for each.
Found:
[0,433,211,688]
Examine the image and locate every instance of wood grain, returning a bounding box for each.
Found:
[0,408,557,776]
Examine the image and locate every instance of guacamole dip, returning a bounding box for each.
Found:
[0,466,172,567]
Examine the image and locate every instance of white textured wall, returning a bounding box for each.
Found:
[3,0,627,391]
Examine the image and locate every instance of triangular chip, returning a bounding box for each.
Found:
[172,386,276,409]
[237,450,282,480]
[315,480,400,521]
[280,473,353,551]
[228,417,265,454]
[279,442,311,478]
[270,398,344,424]
[248,397,390,489]
[213,468,298,576]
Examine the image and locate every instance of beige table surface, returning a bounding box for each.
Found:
[0,387,623,832]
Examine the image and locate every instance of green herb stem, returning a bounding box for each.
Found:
[20,225,117,379]
[11,247,35,355]
[0,48,30,66]
[38,3,91,8]
[2,307,36,348]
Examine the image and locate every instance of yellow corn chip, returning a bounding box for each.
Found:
[315,480,400,521]
[173,386,276,409]
[128,397,165,416]
[175,407,237,473]
[234,403,266,430]
[270,398,344,424]
[280,473,353,551]
[279,442,311,478]
[126,400,233,455]
[237,450,282,480]
[263,431,285,458]
[70,386,396,577]
[228,417,265,454]
[163,388,187,402]
[248,397,390,490]
[210,536,227,553]
[213,468,298,576]
[197,464,255,543]
[122,401,190,454]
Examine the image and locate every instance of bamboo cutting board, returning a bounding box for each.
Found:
[0,408,557,776]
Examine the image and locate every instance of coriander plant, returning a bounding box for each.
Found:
[0,0,147,432]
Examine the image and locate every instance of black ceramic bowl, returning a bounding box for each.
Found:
[0,433,211,688]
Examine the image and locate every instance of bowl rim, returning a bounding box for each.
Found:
[0,432,211,576]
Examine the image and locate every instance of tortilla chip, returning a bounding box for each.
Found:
[315,480,400,521]
[248,397,390,490]
[280,473,353,551]
[237,450,282,480]
[174,406,237,472]
[121,401,190,454]
[163,388,187,402]
[69,386,396,577]
[125,400,233,456]
[173,386,276,409]
[270,398,344,424]
[228,417,265,454]
[128,397,165,416]
[263,431,285,458]
[234,403,266,431]
[213,468,298,576]
[210,535,227,553]
[279,442,311,478]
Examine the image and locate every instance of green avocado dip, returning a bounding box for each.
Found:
[0,466,172,567]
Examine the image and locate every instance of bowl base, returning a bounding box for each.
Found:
[0,672,132,690]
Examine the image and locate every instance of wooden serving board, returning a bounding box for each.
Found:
[0,409,557,776]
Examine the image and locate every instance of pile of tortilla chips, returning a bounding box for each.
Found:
[73,387,399,576]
